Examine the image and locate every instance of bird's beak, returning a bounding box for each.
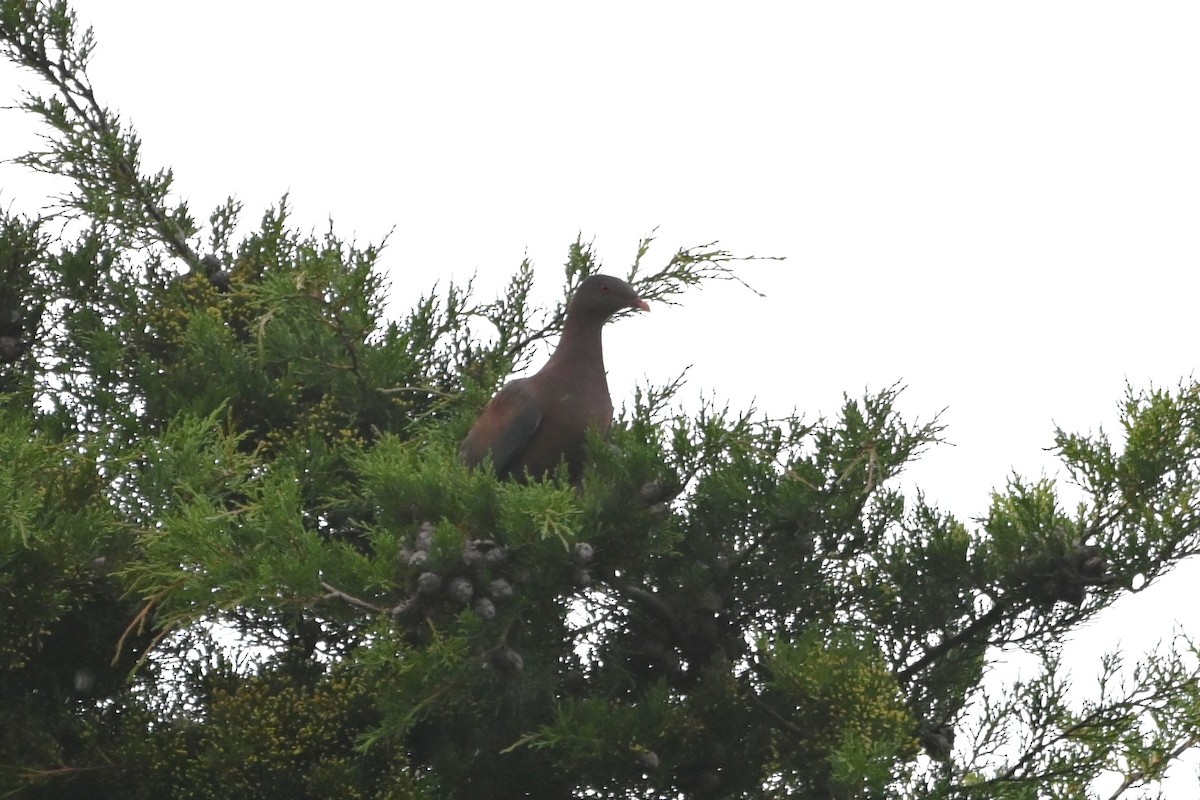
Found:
[631,298,650,313]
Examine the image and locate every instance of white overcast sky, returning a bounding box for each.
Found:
[3,1,1200,784]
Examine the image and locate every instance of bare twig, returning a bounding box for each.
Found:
[379,384,459,400]
[320,581,386,615]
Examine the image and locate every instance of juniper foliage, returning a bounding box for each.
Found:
[2,3,1199,798]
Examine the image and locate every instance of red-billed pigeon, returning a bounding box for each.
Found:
[460,274,649,483]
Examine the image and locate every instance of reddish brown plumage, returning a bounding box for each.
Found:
[459,275,649,482]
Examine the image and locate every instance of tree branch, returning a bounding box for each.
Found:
[1106,734,1200,800]
[319,581,386,615]
[897,600,1008,685]
[1,5,198,265]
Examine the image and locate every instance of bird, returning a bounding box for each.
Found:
[459,274,649,483]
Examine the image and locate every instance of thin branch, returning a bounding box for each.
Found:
[1106,734,1200,800]
[897,600,1008,685]
[319,581,387,615]
[1,9,198,264]
[603,576,684,639]
[379,384,459,400]
[753,696,807,738]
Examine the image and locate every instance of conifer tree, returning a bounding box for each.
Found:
[2,3,1199,798]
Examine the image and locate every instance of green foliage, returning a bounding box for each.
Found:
[3,3,1200,799]
[0,407,148,793]
[77,663,428,800]
[764,626,919,790]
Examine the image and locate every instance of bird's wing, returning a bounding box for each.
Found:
[459,379,543,476]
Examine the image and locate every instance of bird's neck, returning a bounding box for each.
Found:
[543,313,607,379]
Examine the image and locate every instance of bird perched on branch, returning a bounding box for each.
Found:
[460,274,649,483]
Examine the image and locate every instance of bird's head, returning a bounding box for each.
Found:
[568,274,650,321]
